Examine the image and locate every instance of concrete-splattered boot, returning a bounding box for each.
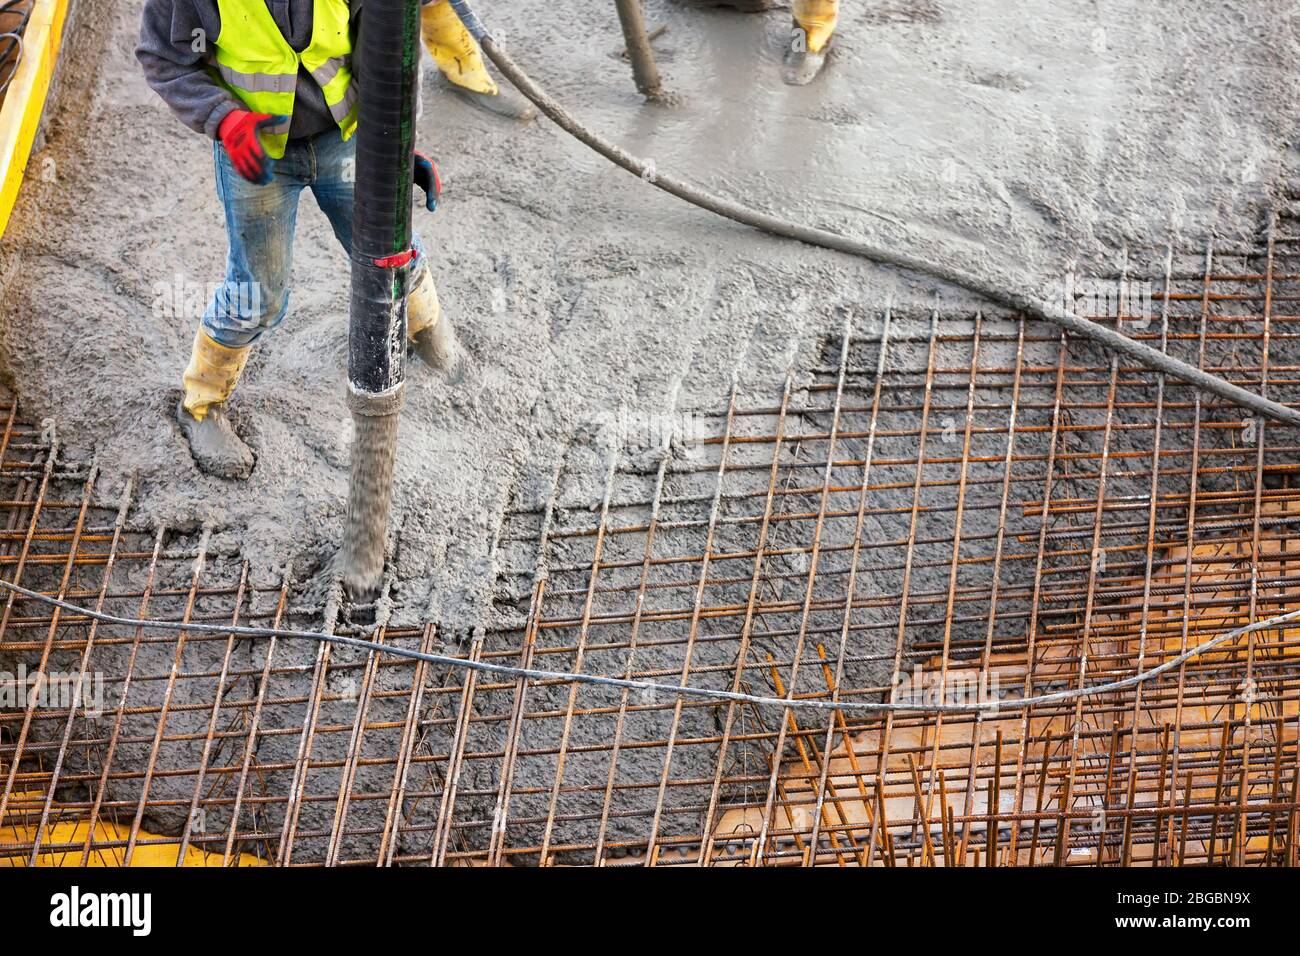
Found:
[407,264,464,382]
[422,0,536,121]
[178,330,255,479]
[785,0,837,85]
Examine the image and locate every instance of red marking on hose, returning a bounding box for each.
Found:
[373,249,416,269]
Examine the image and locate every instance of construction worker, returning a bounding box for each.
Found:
[674,0,839,84]
[421,0,535,120]
[137,0,461,479]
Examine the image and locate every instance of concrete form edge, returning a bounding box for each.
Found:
[0,0,71,240]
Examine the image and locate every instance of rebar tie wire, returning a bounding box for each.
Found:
[1,577,1294,716]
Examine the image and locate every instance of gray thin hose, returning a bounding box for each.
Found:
[447,0,1300,429]
[0,577,1292,716]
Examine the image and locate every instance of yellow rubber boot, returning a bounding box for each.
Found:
[786,0,837,84]
[407,264,443,338]
[183,330,250,421]
[179,330,255,479]
[793,0,838,53]
[408,265,463,380]
[421,2,536,120]
[421,0,497,95]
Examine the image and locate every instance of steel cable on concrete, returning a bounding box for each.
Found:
[446,0,1300,429]
[0,577,1293,716]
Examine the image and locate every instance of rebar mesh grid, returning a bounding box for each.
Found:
[3,228,1300,866]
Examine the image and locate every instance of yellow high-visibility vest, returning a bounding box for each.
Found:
[211,0,357,158]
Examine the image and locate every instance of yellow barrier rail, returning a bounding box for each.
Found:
[0,0,69,240]
[1,788,269,867]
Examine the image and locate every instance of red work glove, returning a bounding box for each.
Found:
[217,110,285,185]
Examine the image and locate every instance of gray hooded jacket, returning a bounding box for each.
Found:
[136,0,352,141]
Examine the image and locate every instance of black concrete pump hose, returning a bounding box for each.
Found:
[342,0,423,605]
[448,0,1300,428]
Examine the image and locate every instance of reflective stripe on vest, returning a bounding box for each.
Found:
[329,84,359,124]
[216,63,297,95]
[310,56,349,88]
[211,0,357,160]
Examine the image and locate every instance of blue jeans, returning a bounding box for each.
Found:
[202,128,427,349]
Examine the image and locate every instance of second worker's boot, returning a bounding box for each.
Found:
[422,0,536,121]
[785,0,838,85]
[407,264,464,382]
